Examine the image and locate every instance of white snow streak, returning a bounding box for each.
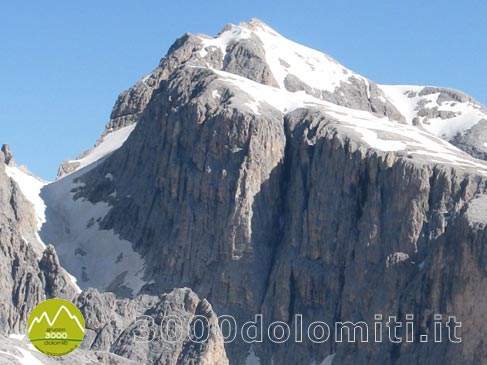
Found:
[5,166,47,229]
[64,123,136,177]
[0,346,44,365]
[245,347,261,365]
[211,69,487,176]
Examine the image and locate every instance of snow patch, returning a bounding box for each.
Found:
[346,128,406,152]
[40,169,146,296]
[249,21,356,92]
[65,271,82,294]
[63,123,136,177]
[26,344,36,352]
[7,334,25,341]
[379,85,422,123]
[141,73,153,87]
[245,347,261,365]
[5,166,47,229]
[212,89,221,99]
[364,78,371,99]
[310,354,336,365]
[0,346,43,365]
[322,354,336,365]
[213,70,318,114]
[34,232,46,250]
[199,25,252,58]
[386,252,410,267]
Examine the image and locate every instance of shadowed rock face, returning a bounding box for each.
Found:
[1,145,14,166]
[452,119,487,160]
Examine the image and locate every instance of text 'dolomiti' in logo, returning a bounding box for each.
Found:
[27,298,85,356]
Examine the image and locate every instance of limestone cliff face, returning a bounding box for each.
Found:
[72,64,487,364]
[259,110,487,364]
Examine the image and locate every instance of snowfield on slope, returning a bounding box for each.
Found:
[380,84,487,139]
[199,19,487,154]
[40,165,146,297]
[0,346,44,365]
[212,69,487,176]
[61,123,136,178]
[5,165,47,229]
[199,19,363,93]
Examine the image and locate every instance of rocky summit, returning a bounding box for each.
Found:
[2,19,487,364]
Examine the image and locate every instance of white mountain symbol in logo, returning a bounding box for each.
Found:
[27,305,85,334]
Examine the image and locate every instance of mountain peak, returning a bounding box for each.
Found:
[241,18,277,32]
[247,17,268,27]
[57,19,487,179]
[199,18,353,93]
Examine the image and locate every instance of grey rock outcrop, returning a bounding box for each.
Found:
[451,118,487,160]
[223,36,279,87]
[75,287,228,365]
[0,158,78,335]
[0,287,228,365]
[1,144,14,166]
[57,159,81,178]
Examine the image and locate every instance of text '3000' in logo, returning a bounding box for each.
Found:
[27,298,85,356]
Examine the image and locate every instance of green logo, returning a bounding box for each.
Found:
[27,298,85,356]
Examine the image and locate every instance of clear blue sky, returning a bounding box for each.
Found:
[1,0,486,180]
